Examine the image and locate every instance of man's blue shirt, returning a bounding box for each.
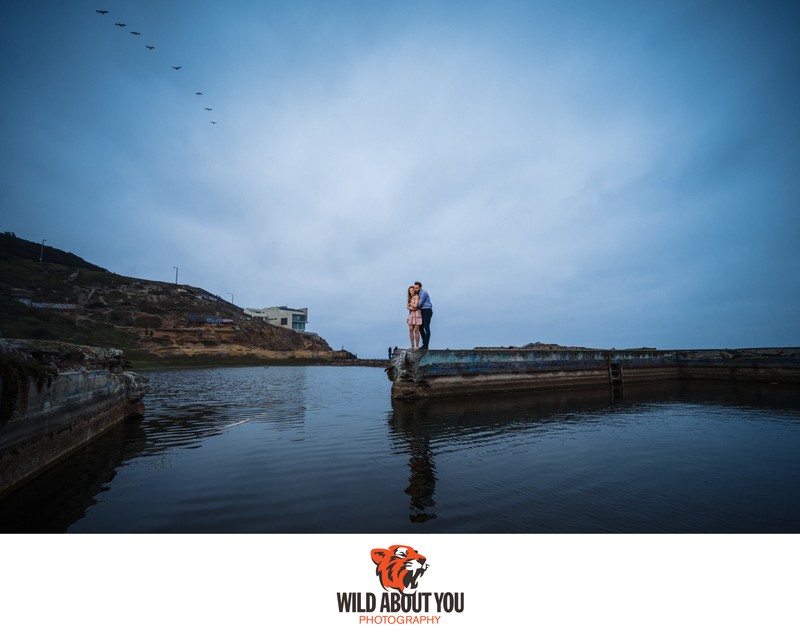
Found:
[417,289,432,310]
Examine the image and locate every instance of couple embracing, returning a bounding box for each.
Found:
[406,281,433,349]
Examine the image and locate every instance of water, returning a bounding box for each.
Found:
[1,365,799,533]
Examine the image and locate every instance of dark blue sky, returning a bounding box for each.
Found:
[2,0,798,355]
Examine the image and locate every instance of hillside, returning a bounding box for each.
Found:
[0,233,345,367]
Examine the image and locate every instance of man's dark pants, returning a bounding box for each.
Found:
[420,308,433,348]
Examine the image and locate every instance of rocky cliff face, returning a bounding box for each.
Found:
[1,234,338,365]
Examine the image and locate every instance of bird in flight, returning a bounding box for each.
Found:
[205,108,213,111]
[130,31,141,35]
[196,92,203,95]
[146,45,155,50]
[115,23,126,27]
[96,10,109,15]
[172,65,182,70]
[210,121,217,124]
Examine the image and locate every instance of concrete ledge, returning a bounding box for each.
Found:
[0,339,149,497]
[387,347,800,400]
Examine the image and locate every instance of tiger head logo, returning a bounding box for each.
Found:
[371,544,429,593]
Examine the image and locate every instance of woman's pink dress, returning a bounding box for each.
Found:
[407,297,422,325]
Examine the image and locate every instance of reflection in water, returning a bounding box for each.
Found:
[1,367,799,534]
[138,366,309,455]
[389,380,800,530]
[389,386,616,524]
[405,436,437,523]
[390,403,438,523]
[0,418,147,533]
[0,366,312,533]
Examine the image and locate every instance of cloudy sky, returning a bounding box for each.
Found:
[2,0,798,357]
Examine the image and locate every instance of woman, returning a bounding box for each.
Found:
[406,285,422,349]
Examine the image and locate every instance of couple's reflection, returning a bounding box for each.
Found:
[387,384,697,525]
[388,387,620,524]
[389,402,438,523]
[388,380,800,525]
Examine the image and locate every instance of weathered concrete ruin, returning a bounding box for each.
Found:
[387,347,800,400]
[0,339,149,497]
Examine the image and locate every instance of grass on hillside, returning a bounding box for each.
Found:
[0,255,132,295]
[0,294,141,350]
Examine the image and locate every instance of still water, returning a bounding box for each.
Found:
[2,365,799,533]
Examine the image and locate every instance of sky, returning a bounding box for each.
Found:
[1,0,798,357]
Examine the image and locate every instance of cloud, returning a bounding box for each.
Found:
[2,1,798,356]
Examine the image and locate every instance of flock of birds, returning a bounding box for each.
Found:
[95,9,218,124]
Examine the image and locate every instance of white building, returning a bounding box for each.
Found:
[244,306,308,332]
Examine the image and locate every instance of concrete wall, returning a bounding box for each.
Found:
[0,339,149,497]
[676,348,800,383]
[387,347,800,400]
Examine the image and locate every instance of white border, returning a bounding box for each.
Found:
[2,533,796,631]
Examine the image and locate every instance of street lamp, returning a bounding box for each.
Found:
[39,239,46,262]
[173,266,178,284]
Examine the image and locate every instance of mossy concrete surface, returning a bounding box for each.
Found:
[0,339,149,498]
[387,347,800,400]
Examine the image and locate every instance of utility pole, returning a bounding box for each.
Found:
[227,293,234,305]
[39,239,46,262]
[173,266,178,284]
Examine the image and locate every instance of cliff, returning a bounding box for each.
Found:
[1,232,342,366]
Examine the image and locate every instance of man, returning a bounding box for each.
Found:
[414,281,433,349]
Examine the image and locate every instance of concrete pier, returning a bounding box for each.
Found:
[0,339,149,497]
[387,347,800,400]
